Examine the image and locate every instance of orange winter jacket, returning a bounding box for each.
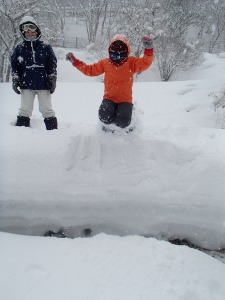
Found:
[75,35,153,104]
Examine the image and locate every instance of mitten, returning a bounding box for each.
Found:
[12,76,21,94]
[142,36,153,49]
[48,74,57,94]
[66,52,80,67]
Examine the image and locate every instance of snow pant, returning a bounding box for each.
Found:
[98,99,133,128]
[18,89,56,118]
[16,89,57,130]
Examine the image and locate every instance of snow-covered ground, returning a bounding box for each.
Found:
[1,231,225,300]
[0,49,225,299]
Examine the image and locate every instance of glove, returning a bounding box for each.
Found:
[12,76,21,94]
[66,52,75,63]
[48,74,56,94]
[142,36,153,49]
[66,52,80,67]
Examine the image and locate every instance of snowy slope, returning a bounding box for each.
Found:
[1,50,225,249]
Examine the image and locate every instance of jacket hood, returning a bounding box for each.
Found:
[108,34,131,55]
[19,16,41,41]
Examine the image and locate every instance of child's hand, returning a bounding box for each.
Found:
[48,74,57,94]
[12,76,21,94]
[66,52,75,63]
[142,36,153,49]
[66,52,80,67]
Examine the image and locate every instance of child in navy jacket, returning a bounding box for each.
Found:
[11,16,58,130]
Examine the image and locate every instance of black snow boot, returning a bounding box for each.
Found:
[16,115,30,127]
[44,116,58,130]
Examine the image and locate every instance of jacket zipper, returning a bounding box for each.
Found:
[31,41,36,63]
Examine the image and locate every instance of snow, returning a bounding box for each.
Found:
[0,49,225,299]
[1,232,225,300]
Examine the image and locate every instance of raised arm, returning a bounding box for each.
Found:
[66,52,104,77]
[129,36,154,73]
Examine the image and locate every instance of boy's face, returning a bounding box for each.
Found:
[22,23,38,41]
[25,30,37,40]
[109,41,128,63]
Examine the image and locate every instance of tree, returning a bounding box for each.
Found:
[156,34,202,81]
[77,0,111,44]
[203,0,225,53]
[150,0,203,81]
[212,85,225,129]
[118,0,155,56]
[74,0,122,61]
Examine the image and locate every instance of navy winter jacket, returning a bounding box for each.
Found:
[11,40,57,90]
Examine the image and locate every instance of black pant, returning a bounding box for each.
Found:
[98,99,133,128]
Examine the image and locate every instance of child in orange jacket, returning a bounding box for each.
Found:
[66,34,153,129]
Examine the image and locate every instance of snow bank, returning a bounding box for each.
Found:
[0,51,225,251]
